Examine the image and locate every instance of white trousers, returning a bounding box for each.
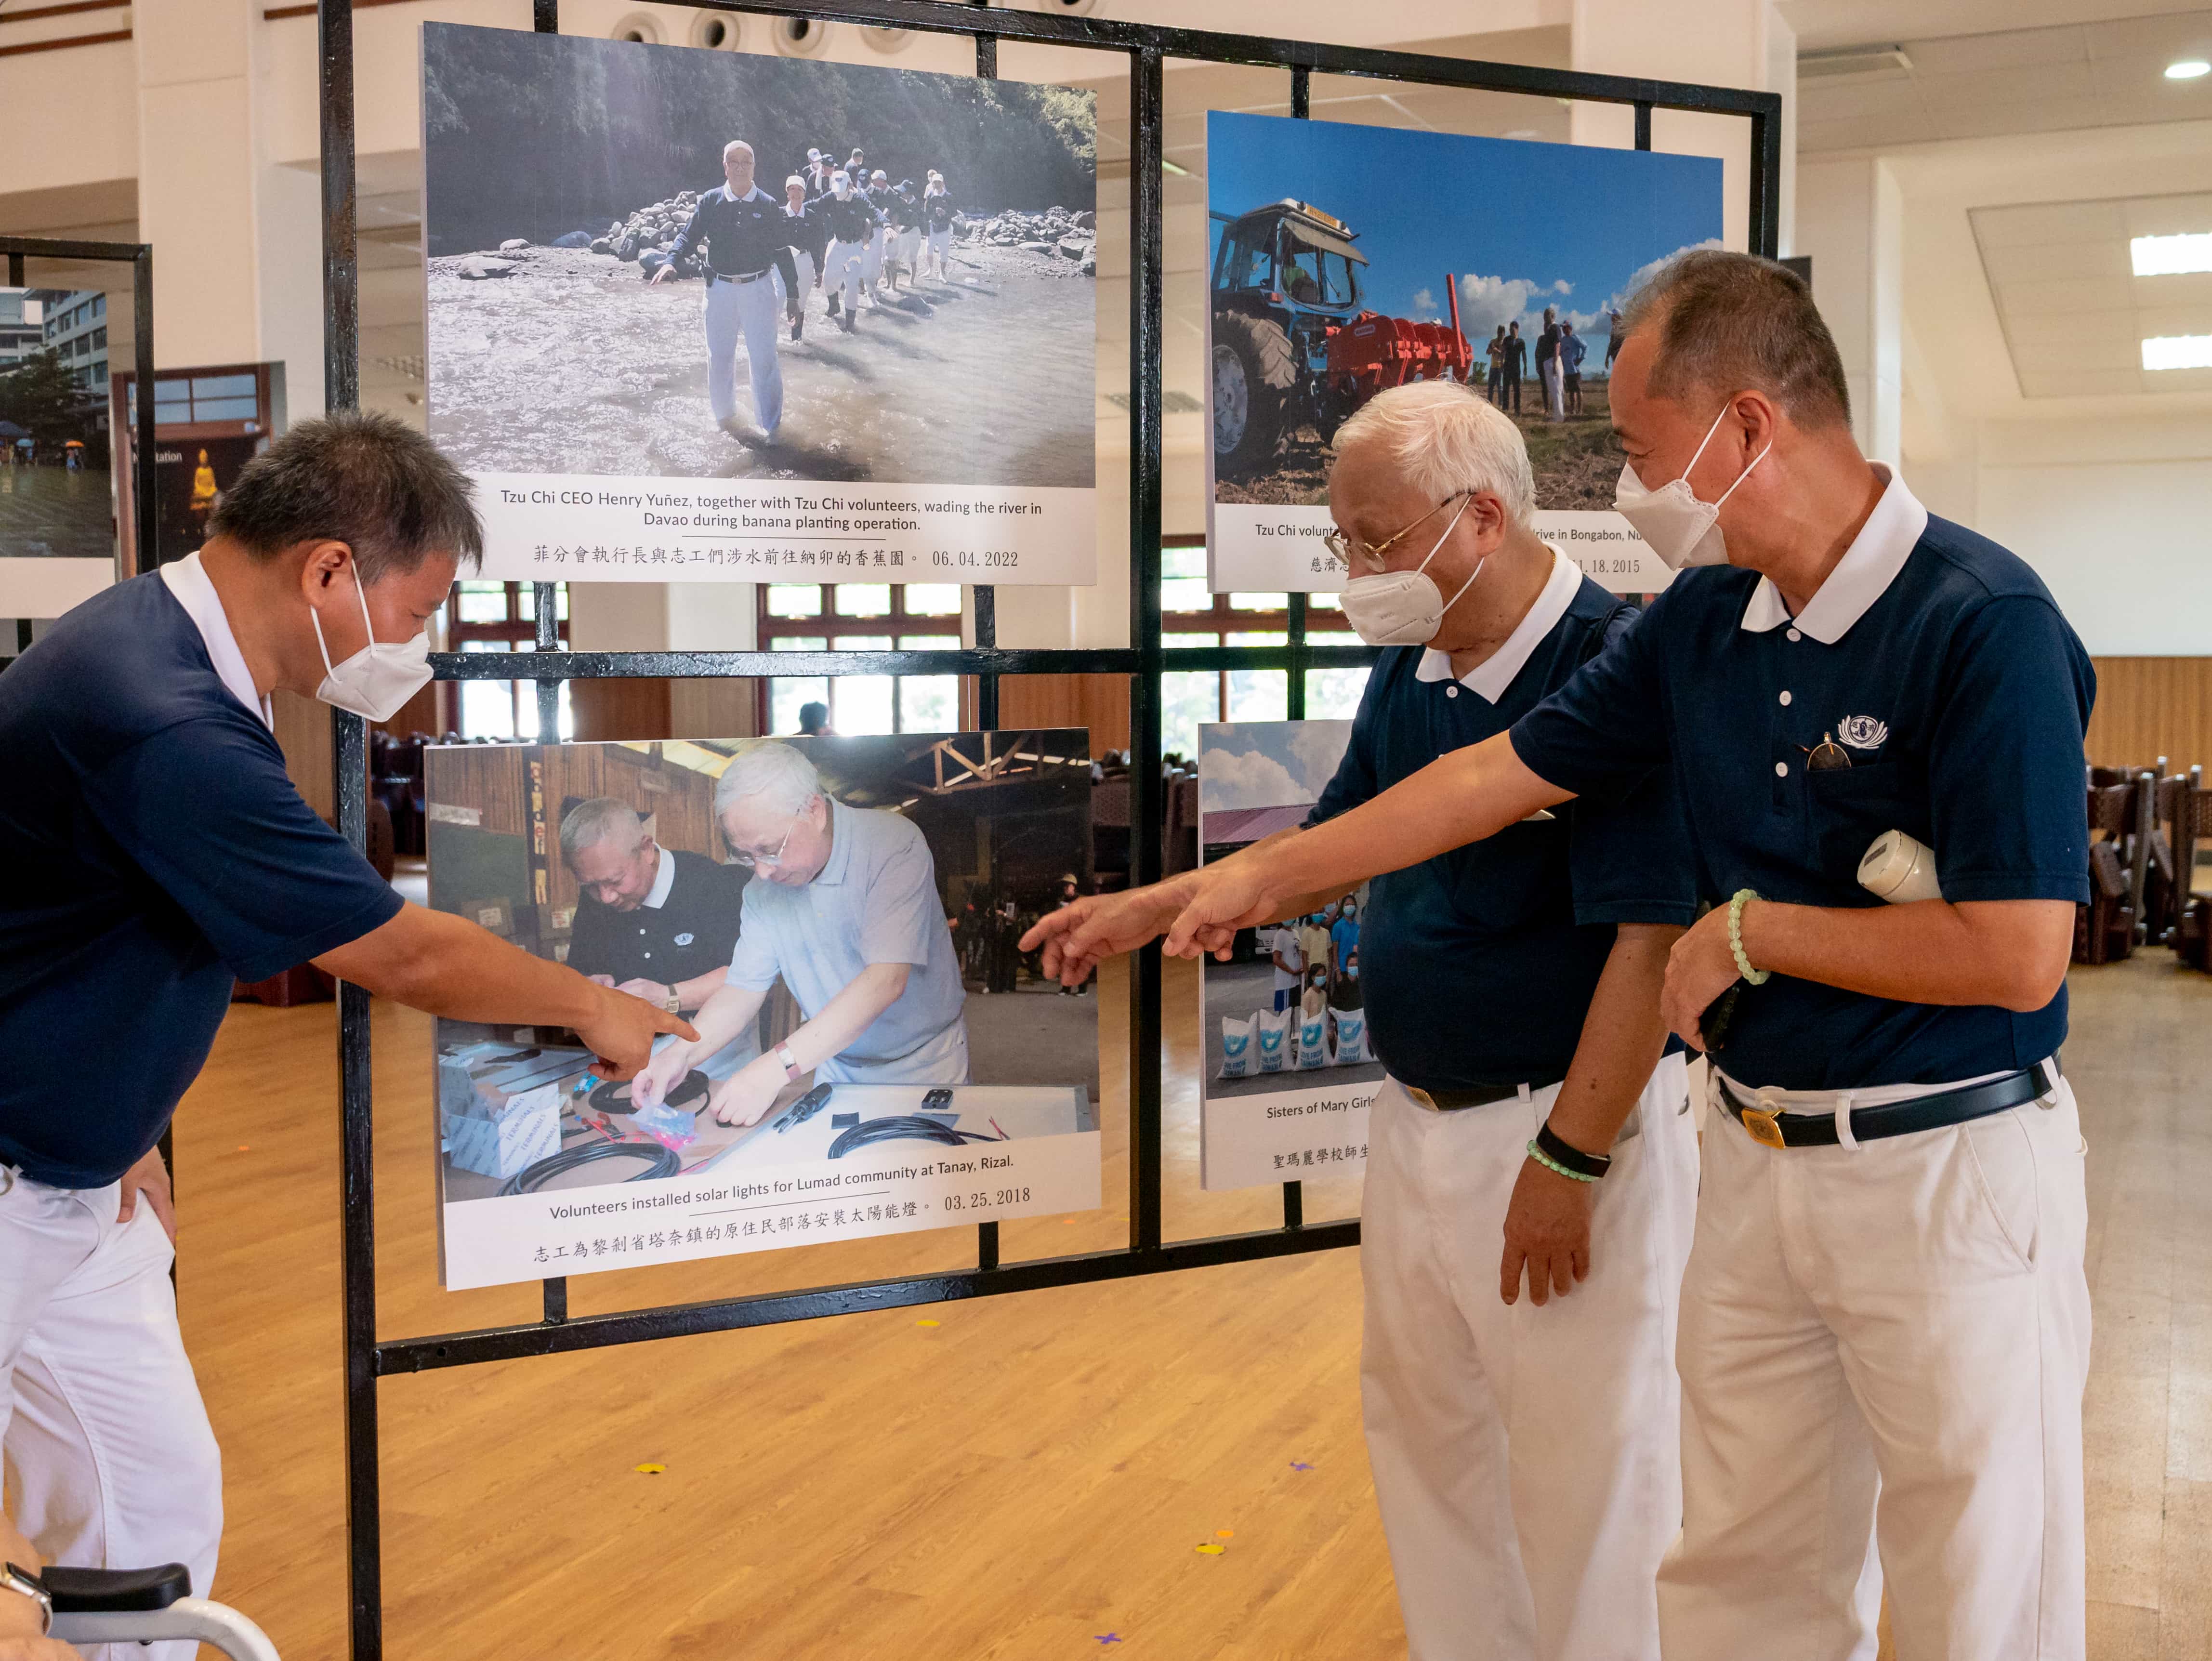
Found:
[895,226,921,270]
[1662,1071,2091,1661]
[862,225,886,286]
[927,225,951,266]
[824,238,866,314]
[702,274,783,433]
[1362,1055,1698,1661]
[1541,359,1565,419]
[0,1170,223,1661]
[771,248,816,314]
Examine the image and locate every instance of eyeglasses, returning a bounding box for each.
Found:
[1321,492,1471,574]
[1803,732,1852,772]
[731,808,805,870]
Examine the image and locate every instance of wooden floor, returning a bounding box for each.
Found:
[164,952,2212,1659]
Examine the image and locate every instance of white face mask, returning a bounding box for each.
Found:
[1612,401,1770,570]
[313,570,432,722]
[1337,495,1483,647]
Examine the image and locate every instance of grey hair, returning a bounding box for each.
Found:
[559,798,645,867]
[1331,380,1535,526]
[1617,248,1851,429]
[208,410,481,584]
[714,739,823,821]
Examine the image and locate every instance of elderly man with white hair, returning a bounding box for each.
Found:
[1022,379,1698,1661]
[632,739,969,1127]
[558,797,748,1017]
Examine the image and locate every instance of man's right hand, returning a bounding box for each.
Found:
[648,264,672,286]
[1019,878,1201,985]
[575,987,695,1082]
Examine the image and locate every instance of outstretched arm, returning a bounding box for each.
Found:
[315,903,694,1078]
[1022,733,1569,981]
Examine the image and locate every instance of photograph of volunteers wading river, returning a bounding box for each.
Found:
[422,24,1097,489]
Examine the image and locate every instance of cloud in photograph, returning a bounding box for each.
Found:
[1198,720,1354,811]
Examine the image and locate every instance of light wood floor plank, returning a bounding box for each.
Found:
[158,951,2212,1657]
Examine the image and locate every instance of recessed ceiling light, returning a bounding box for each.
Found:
[2166,58,2211,79]
[2131,232,2212,276]
[2141,334,2212,370]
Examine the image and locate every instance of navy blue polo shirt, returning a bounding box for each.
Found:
[1308,553,1697,1092]
[1511,471,2093,1090]
[0,570,404,1187]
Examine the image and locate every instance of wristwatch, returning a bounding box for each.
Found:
[1,1562,53,1636]
[777,1042,803,1082]
[663,989,682,1015]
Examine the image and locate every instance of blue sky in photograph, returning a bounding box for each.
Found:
[1198,720,1354,812]
[1206,112,1724,351]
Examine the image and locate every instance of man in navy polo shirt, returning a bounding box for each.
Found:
[1027,382,1702,1661]
[0,412,690,1653]
[1055,253,2093,1661]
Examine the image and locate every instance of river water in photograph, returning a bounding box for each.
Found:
[427,244,1094,488]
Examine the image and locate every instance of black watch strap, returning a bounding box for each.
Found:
[1535,1121,1612,1180]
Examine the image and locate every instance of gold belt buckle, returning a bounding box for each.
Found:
[1738,1089,1787,1150]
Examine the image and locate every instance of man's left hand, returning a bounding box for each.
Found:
[116,1146,176,1244]
[1499,1158,1590,1305]
[709,1055,787,1127]
[1662,906,1743,1050]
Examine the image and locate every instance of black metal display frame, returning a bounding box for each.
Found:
[0,237,157,611]
[316,3,1779,1651]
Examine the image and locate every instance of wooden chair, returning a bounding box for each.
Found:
[2075,837,2135,964]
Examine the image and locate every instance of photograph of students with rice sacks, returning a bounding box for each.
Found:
[1203,109,1722,593]
[1196,720,1382,1191]
[420,22,1099,586]
[425,729,1101,1289]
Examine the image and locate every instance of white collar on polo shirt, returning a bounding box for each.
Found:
[1738,464,1929,644]
[1413,543,1580,705]
[640,842,676,910]
[159,550,273,729]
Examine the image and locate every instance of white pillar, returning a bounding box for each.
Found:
[134,0,262,369]
[1796,157,1904,467]
[1568,0,1796,258]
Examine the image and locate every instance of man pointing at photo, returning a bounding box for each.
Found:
[0,413,691,1655]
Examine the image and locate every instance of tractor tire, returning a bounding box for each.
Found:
[1212,312,1297,476]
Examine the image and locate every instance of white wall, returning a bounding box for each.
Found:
[1974,415,2212,657]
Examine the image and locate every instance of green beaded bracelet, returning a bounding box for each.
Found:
[1728,887,1771,986]
[1526,1138,1600,1183]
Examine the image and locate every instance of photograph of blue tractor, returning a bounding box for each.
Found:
[1209,197,1469,478]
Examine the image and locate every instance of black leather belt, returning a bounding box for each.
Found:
[1401,1079,1563,1112]
[710,268,772,285]
[1717,1063,2055,1150]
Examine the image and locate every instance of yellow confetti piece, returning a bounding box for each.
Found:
[236,1145,250,1153]
[633,1463,665,1476]
[1195,1542,1225,1556]
[915,1318,940,1328]
[1216,1529,1234,1539]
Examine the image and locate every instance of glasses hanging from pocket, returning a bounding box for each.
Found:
[1804,731,1852,772]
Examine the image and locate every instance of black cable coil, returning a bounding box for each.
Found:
[499,1138,682,1195]
[825,1116,1002,1160]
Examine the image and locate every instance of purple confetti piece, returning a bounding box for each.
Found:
[1290,1461,1314,1471]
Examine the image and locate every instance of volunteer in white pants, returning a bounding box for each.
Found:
[813,172,878,336]
[1024,381,1703,1661]
[0,415,687,1661]
[1089,250,2096,1661]
[654,140,800,442]
[922,172,955,282]
[775,175,821,343]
